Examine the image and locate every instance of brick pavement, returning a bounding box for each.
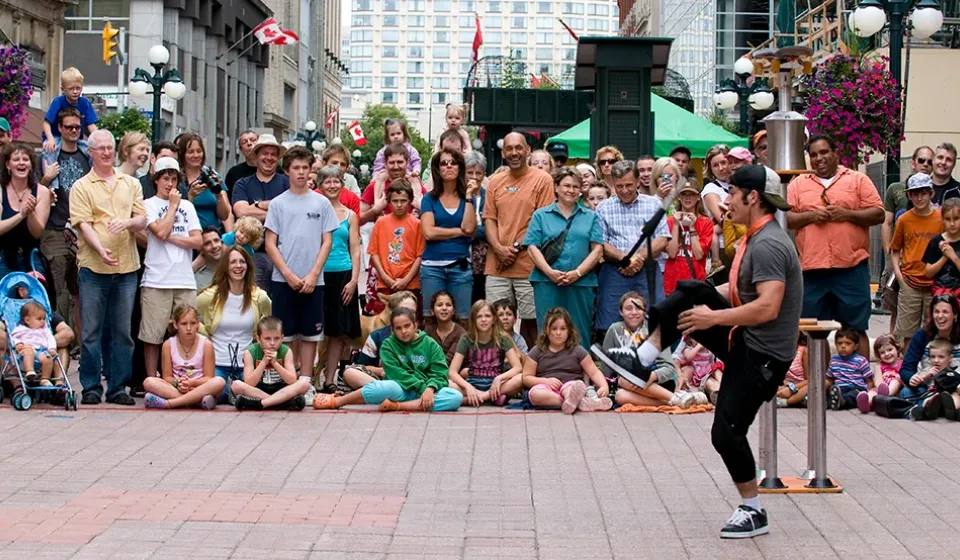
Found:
[0,404,959,559]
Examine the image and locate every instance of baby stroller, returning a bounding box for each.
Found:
[0,272,77,411]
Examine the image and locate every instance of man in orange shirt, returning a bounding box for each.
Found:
[483,132,555,346]
[786,136,884,359]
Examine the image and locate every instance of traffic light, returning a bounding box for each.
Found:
[102,22,119,65]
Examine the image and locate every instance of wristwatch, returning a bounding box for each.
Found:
[254,200,262,210]
[787,382,798,395]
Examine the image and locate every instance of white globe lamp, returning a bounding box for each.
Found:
[353,149,362,158]
[749,90,775,111]
[472,138,483,149]
[163,80,186,100]
[304,120,317,132]
[147,45,170,66]
[733,57,754,76]
[331,137,343,145]
[911,7,943,39]
[360,163,369,173]
[496,138,504,149]
[128,80,150,98]
[714,90,738,110]
[851,5,886,37]
[311,140,323,152]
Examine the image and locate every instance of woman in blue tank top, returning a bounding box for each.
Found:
[318,165,361,393]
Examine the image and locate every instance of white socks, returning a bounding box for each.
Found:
[742,496,762,511]
[637,341,661,367]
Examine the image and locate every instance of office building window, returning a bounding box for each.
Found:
[352,60,373,72]
[459,30,474,42]
[432,77,450,89]
[512,2,527,13]
[353,0,372,10]
[433,61,451,73]
[283,85,295,121]
[562,48,575,60]
[482,46,501,56]
[383,30,400,42]
[383,45,398,57]
[408,46,424,58]
[458,46,472,59]
[459,15,474,27]
[408,77,424,89]
[408,15,425,26]
[64,0,129,30]
[383,61,399,73]
[408,61,424,73]
[510,32,527,43]
[536,17,552,29]
[537,2,552,13]
[382,77,397,89]
[408,92,423,105]
[562,2,583,14]
[511,17,525,28]
[587,19,608,31]
[382,92,397,104]
[408,31,426,43]
[536,32,552,44]
[587,4,609,15]
[433,92,448,104]
[486,16,502,28]
[435,0,452,11]
[351,45,373,57]
[435,31,450,42]
[536,63,552,75]
[435,16,450,27]
[510,47,527,58]
[352,15,372,26]
[433,46,451,58]
[535,48,551,60]
[488,1,501,12]
[384,0,398,11]
[409,0,426,11]
[383,15,399,26]
[351,76,373,89]
[459,61,472,74]
[351,30,372,42]
[460,0,477,11]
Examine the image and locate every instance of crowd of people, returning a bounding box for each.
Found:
[7,65,960,540]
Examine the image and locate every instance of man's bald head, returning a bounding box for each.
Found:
[501,132,531,171]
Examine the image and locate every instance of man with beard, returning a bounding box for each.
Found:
[483,132,555,347]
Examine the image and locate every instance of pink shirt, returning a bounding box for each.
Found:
[170,335,207,382]
[880,359,902,382]
[10,325,56,352]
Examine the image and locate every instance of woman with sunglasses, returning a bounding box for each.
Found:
[594,146,623,186]
[419,148,481,321]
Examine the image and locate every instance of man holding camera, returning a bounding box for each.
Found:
[231,134,290,296]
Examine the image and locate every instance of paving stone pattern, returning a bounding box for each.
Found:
[1,405,959,559]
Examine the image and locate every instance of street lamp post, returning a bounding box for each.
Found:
[850,0,944,186]
[713,57,776,134]
[297,120,326,153]
[128,45,187,143]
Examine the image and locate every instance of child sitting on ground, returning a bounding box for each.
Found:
[672,335,721,405]
[522,307,610,414]
[909,338,958,420]
[601,292,695,409]
[424,291,466,364]
[313,307,464,412]
[777,332,809,408]
[493,298,528,356]
[221,216,264,257]
[339,291,419,391]
[143,304,225,409]
[826,328,875,411]
[448,300,524,407]
[233,316,311,410]
[10,301,57,386]
[874,333,904,397]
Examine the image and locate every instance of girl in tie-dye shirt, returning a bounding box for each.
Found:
[448,300,524,407]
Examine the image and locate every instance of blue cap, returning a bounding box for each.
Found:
[0,117,10,133]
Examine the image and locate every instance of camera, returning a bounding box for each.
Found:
[198,166,221,195]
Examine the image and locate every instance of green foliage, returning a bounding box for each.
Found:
[501,59,528,89]
[708,108,747,138]
[98,108,152,144]
[339,104,432,169]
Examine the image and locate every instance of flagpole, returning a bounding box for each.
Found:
[216,28,257,61]
[226,42,257,66]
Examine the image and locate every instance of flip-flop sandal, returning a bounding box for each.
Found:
[321,383,340,395]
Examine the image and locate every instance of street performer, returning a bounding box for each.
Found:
[596,165,802,539]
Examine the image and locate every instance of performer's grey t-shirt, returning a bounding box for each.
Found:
[736,219,803,362]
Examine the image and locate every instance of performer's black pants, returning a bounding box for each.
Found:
[649,281,791,484]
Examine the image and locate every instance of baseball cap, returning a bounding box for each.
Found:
[731,165,791,211]
[676,182,700,196]
[0,117,10,133]
[727,147,754,162]
[546,141,569,164]
[906,172,934,191]
[154,156,181,174]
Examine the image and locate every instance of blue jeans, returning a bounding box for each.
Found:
[360,380,463,411]
[215,366,244,404]
[78,268,137,399]
[596,263,665,331]
[420,263,473,319]
[899,384,931,402]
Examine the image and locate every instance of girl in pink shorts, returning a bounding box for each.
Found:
[522,308,610,414]
[874,333,904,397]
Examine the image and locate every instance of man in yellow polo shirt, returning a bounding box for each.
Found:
[69,129,146,406]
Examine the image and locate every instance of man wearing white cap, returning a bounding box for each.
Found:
[139,157,203,381]
[231,133,290,295]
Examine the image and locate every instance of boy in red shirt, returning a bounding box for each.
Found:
[368,180,425,318]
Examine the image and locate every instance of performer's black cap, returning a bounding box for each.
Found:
[731,165,791,211]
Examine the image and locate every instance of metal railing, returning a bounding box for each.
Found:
[750,0,846,60]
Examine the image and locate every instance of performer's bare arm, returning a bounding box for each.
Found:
[711,280,784,327]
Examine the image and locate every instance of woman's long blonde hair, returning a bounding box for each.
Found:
[466,300,511,349]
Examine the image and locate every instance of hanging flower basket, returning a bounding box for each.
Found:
[805,54,903,169]
[0,45,33,140]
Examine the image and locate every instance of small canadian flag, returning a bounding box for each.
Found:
[348,121,367,146]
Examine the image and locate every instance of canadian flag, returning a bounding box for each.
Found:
[348,121,367,146]
[324,108,339,128]
[253,17,299,46]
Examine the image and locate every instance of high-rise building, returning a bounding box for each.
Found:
[346,0,620,142]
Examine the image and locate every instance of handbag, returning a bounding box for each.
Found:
[934,367,960,393]
[540,214,576,266]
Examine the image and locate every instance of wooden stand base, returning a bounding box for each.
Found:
[758,476,843,494]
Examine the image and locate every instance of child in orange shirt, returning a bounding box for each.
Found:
[368,180,425,318]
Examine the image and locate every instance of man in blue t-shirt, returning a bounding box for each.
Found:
[42,68,98,151]
[231,133,290,296]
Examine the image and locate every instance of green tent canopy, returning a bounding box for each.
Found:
[550,94,749,160]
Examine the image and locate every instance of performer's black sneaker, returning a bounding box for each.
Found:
[590,345,654,390]
[719,505,769,539]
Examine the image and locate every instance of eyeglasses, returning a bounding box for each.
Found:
[820,189,830,206]
[598,158,617,165]
[61,125,81,131]
[439,160,458,167]
[916,157,931,165]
